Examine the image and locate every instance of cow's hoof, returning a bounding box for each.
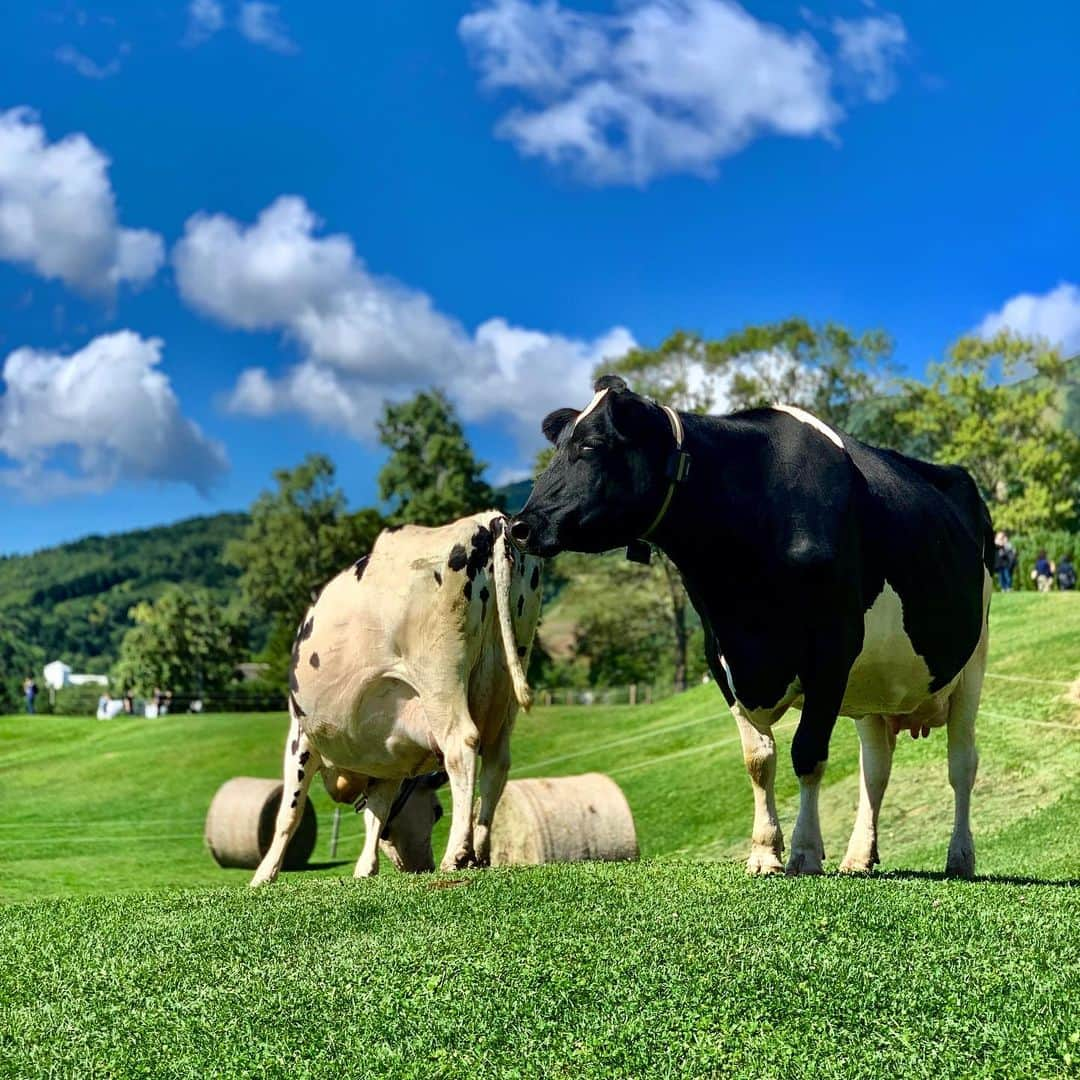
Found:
[945,846,975,880]
[440,851,477,872]
[746,847,784,876]
[838,857,876,875]
[786,850,824,876]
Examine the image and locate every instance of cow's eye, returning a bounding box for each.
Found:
[580,442,603,453]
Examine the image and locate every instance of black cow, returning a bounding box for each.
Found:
[511,375,993,878]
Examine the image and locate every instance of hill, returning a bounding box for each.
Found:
[0,478,531,681]
[0,512,252,679]
[0,593,1076,1078]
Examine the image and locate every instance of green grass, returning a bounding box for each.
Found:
[2,863,1077,1079]
[1,592,1078,1077]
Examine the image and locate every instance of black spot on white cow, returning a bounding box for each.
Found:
[512,375,993,879]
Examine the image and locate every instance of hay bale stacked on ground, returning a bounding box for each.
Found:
[205,777,317,870]
[489,773,637,865]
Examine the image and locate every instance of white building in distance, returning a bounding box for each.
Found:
[43,660,109,691]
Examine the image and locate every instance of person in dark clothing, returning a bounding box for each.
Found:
[23,677,37,715]
[1034,549,1054,592]
[1057,553,1077,591]
[994,531,1017,591]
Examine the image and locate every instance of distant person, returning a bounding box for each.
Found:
[97,694,124,720]
[123,688,134,714]
[994,531,1017,591]
[1034,549,1055,592]
[23,676,37,715]
[1057,553,1077,591]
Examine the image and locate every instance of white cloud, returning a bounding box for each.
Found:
[460,0,907,185]
[976,283,1080,356]
[0,332,228,499]
[459,317,637,451]
[174,196,634,452]
[54,43,130,80]
[831,13,907,102]
[0,108,164,294]
[238,2,297,53]
[185,0,225,44]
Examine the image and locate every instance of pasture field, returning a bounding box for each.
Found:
[0,592,1078,1077]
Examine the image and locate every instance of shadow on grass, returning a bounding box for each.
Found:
[876,869,1080,888]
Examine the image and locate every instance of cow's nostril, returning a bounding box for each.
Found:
[509,520,531,545]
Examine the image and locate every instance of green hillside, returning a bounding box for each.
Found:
[1,592,1076,901]
[0,512,252,673]
[0,594,1077,1078]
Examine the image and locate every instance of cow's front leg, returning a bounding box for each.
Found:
[732,703,784,875]
[251,708,322,887]
[440,714,481,872]
[840,715,895,873]
[473,715,513,867]
[354,780,397,878]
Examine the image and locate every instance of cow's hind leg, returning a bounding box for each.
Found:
[788,679,846,876]
[473,714,513,868]
[251,709,322,887]
[440,706,482,872]
[840,715,895,873]
[733,704,784,875]
[354,780,397,878]
[945,628,986,879]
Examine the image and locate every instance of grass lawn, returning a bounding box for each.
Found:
[0,592,1077,1077]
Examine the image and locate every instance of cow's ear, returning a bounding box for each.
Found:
[542,407,578,444]
[594,373,628,394]
[608,391,654,441]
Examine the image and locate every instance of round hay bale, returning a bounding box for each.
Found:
[488,773,637,866]
[204,777,317,870]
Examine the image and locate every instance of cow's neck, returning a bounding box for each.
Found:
[645,412,756,602]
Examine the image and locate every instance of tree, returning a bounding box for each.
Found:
[377,389,500,525]
[547,552,707,691]
[112,587,245,696]
[895,332,1080,532]
[226,455,383,667]
[607,317,893,435]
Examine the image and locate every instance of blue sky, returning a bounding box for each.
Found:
[1,0,1079,554]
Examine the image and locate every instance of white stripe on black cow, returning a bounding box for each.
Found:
[251,511,543,886]
[512,375,993,878]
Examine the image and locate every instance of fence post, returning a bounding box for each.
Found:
[629,683,637,706]
[645,685,653,705]
[330,807,341,857]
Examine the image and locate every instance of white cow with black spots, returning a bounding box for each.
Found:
[251,511,543,886]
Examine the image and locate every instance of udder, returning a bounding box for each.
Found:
[886,688,951,740]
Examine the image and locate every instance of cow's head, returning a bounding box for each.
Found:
[510,375,675,557]
[379,772,445,874]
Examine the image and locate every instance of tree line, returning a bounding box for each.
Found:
[3,320,1077,711]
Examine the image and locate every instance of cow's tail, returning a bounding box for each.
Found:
[493,520,532,712]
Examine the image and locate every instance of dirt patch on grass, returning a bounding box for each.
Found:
[1064,678,1080,710]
